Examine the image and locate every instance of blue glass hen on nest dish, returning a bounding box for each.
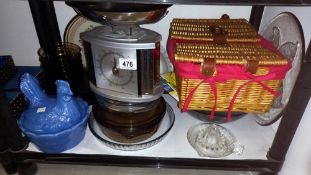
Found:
[18,73,89,153]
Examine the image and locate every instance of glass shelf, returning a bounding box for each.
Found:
[26,95,275,160]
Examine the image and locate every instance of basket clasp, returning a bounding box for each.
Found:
[246,60,259,74]
[201,58,216,76]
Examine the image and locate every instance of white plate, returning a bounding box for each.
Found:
[255,12,304,125]
[64,15,102,68]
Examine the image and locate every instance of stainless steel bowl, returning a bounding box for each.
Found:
[66,2,172,25]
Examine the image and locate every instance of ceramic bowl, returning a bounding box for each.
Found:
[19,109,89,153]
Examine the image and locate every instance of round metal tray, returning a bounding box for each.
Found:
[66,2,172,25]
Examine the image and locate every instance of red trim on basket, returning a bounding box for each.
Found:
[226,74,281,121]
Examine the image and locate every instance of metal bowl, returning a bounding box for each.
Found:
[66,2,172,25]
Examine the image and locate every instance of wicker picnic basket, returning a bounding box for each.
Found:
[167,15,291,120]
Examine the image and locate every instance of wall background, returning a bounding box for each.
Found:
[0,1,311,174]
[0,1,251,66]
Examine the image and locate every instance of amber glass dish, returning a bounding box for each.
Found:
[93,97,166,143]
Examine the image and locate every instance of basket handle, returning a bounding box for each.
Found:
[209,14,230,44]
[210,26,227,44]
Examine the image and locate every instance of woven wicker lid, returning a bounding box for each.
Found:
[174,42,288,65]
[170,15,260,43]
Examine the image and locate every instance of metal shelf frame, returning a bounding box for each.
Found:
[1,0,311,174]
[33,0,311,6]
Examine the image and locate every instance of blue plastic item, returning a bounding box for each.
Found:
[18,73,89,153]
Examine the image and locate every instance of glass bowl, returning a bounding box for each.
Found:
[88,102,175,151]
[93,97,166,143]
[187,123,243,158]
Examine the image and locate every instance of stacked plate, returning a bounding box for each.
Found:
[88,101,175,151]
